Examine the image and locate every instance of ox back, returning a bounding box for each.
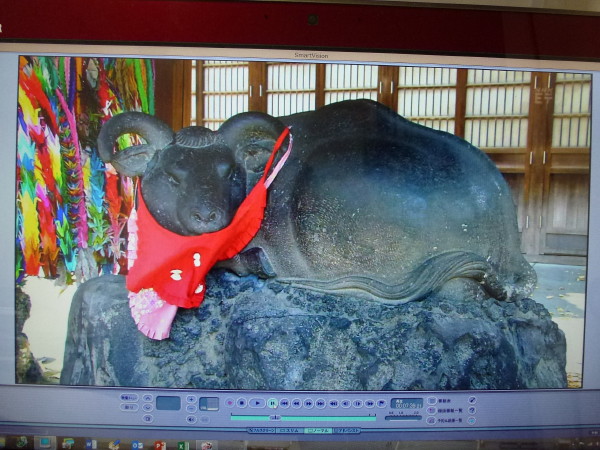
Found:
[248,100,536,303]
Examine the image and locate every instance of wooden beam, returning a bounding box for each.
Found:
[154,59,187,130]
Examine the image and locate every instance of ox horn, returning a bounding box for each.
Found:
[97,112,174,177]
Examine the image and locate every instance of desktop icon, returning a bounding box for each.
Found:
[0,437,5,449]
[34,436,56,450]
[131,441,144,449]
[177,443,189,450]
[16,436,28,448]
[153,442,166,450]
[108,440,120,450]
[85,440,97,450]
[62,438,75,449]
[199,443,214,450]
[61,438,75,449]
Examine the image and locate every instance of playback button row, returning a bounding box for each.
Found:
[225,398,388,410]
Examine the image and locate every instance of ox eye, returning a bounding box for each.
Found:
[166,171,181,186]
[217,162,233,179]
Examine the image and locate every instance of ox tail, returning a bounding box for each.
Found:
[278,251,515,304]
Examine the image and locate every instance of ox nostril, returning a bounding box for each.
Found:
[191,209,219,224]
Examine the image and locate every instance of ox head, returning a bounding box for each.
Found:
[98,111,286,236]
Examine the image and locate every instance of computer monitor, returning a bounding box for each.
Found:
[1,1,599,448]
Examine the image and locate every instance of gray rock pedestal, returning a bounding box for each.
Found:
[16,287,44,384]
[60,270,567,390]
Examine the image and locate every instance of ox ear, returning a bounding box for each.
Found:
[97,112,174,177]
[219,112,286,188]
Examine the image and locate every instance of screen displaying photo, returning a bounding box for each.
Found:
[13,54,591,391]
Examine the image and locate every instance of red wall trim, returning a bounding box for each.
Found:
[1,1,599,60]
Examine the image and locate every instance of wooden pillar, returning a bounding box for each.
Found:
[153,59,188,130]
[194,60,205,127]
[248,62,268,112]
[315,63,326,109]
[377,65,399,111]
[522,71,556,256]
[454,68,468,138]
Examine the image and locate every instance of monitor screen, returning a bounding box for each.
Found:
[1,2,599,448]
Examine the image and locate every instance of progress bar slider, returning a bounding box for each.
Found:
[231,415,377,422]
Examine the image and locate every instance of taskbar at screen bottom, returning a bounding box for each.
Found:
[1,425,600,449]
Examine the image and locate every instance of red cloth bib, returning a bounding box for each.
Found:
[126,127,291,308]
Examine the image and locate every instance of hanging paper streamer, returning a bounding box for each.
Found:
[15,55,155,285]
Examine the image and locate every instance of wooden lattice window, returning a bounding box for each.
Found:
[267,63,317,116]
[324,64,379,104]
[552,73,592,148]
[191,61,249,130]
[397,67,458,134]
[464,70,531,149]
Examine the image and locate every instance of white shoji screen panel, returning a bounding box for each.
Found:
[397,67,457,134]
[552,73,592,148]
[267,63,317,116]
[192,61,249,130]
[324,64,379,104]
[464,70,531,148]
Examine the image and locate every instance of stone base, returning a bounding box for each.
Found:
[61,270,567,390]
[16,286,44,384]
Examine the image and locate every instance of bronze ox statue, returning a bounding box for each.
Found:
[93,99,536,338]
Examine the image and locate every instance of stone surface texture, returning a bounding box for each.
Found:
[61,270,567,390]
[16,286,44,384]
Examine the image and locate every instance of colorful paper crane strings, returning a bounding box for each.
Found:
[16,56,155,285]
